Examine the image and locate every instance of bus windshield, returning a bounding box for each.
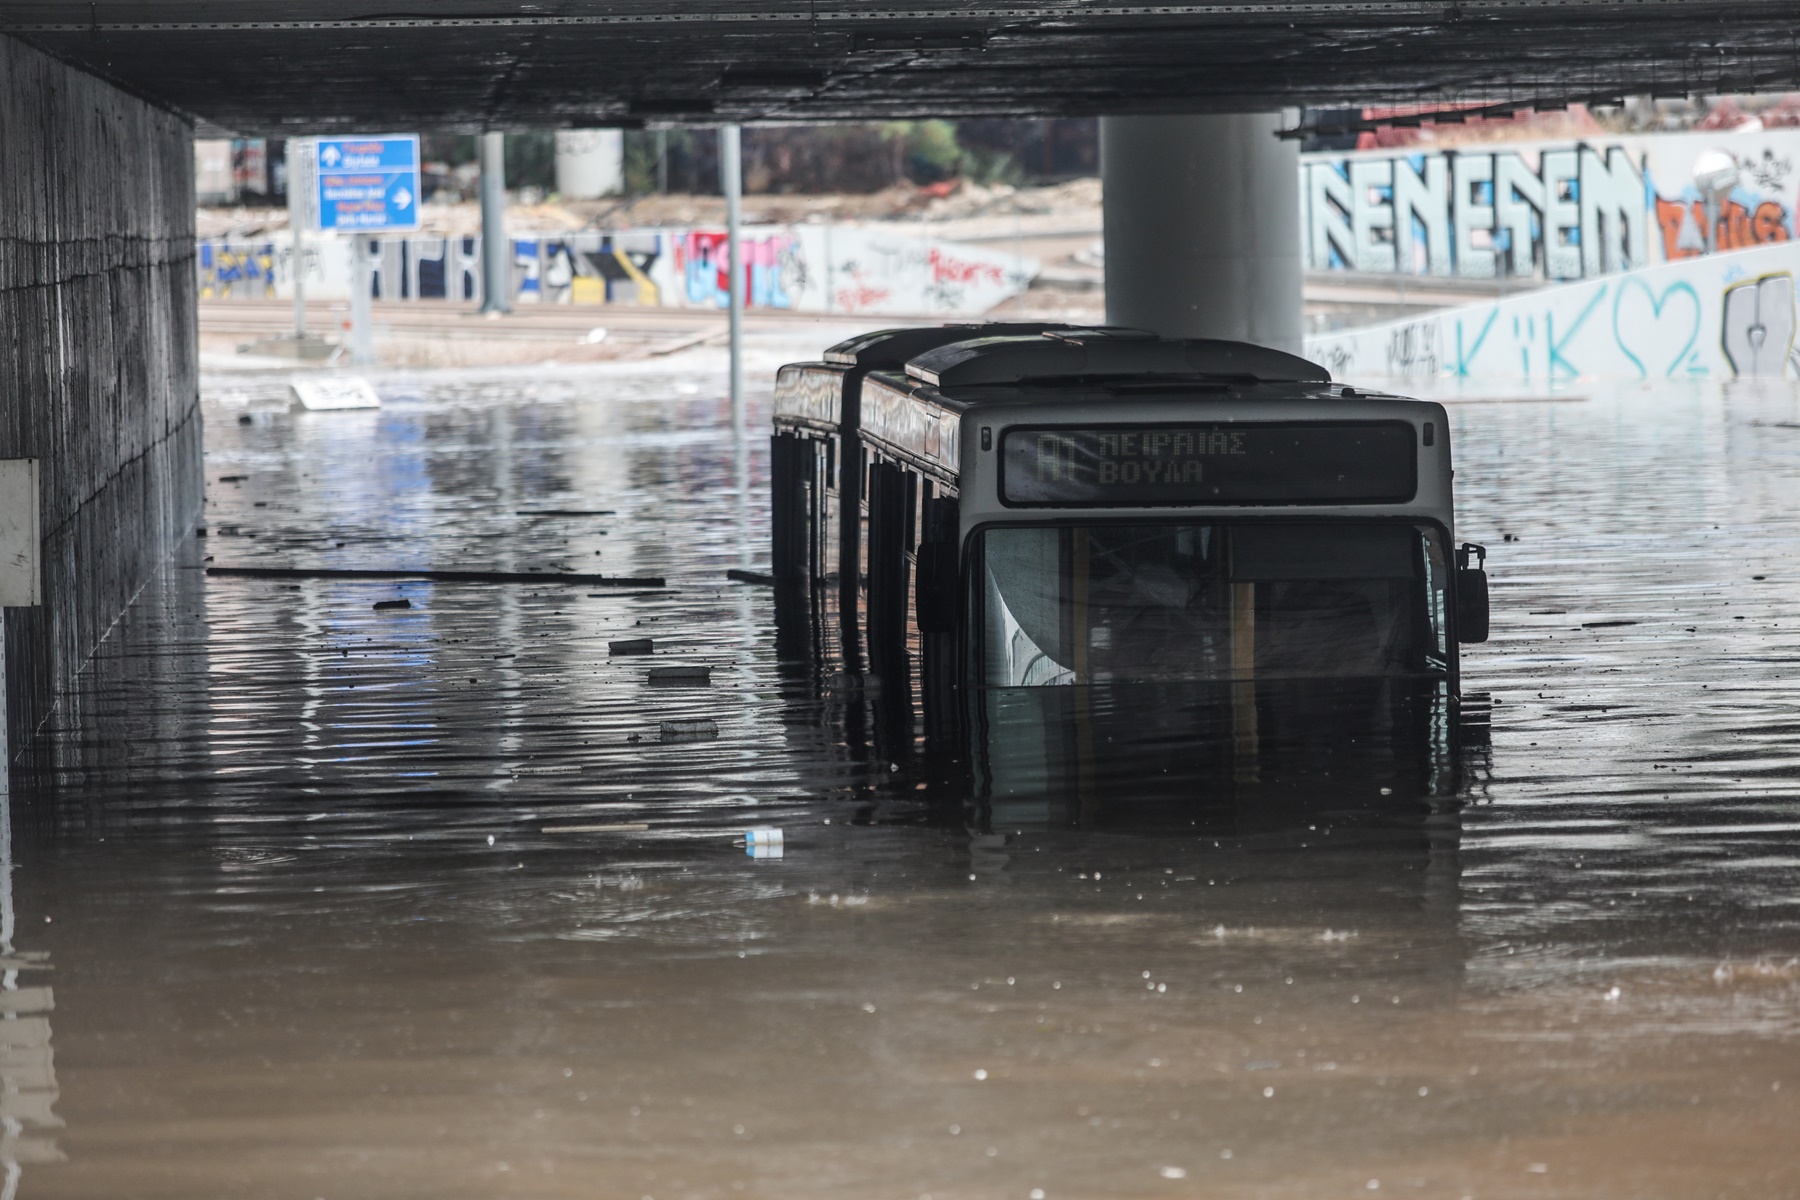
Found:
[977,522,1449,687]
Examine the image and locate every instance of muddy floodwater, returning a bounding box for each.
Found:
[7,356,1800,1199]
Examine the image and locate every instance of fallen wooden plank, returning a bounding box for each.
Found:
[514,509,616,517]
[541,823,652,833]
[208,565,665,587]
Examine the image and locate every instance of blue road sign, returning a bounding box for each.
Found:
[315,136,421,232]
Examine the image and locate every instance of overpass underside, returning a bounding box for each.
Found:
[5,1,1800,132]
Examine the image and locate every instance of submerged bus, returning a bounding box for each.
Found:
[769,321,1105,673]
[772,327,1489,810]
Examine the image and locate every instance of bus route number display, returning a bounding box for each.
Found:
[1001,422,1418,506]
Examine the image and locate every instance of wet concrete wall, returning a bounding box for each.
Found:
[0,35,200,756]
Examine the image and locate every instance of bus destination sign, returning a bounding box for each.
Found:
[1001,422,1418,506]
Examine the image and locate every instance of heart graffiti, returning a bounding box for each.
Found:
[1612,279,1702,378]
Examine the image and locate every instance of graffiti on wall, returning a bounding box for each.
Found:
[1303,129,1800,282]
[1721,272,1797,377]
[203,233,667,308]
[198,225,1037,317]
[1304,243,1800,383]
[821,232,1029,315]
[198,243,279,299]
[1305,146,1648,280]
[675,231,805,308]
[398,234,664,304]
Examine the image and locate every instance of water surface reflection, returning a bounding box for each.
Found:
[4,368,1798,1196]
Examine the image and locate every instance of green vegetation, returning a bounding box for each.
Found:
[422,118,1093,198]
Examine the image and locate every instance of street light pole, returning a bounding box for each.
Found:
[721,125,744,428]
[289,139,310,340]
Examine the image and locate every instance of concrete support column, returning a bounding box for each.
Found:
[1101,112,1303,355]
[479,132,510,315]
[554,129,624,199]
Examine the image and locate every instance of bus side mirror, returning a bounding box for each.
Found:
[916,544,959,634]
[1455,542,1489,644]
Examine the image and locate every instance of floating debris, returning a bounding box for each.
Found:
[660,718,719,741]
[208,565,664,587]
[727,568,776,585]
[735,827,784,857]
[290,376,381,411]
[372,598,411,611]
[609,638,655,656]
[648,665,711,685]
[515,509,616,517]
[542,822,651,834]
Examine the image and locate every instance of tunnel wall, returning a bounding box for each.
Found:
[0,35,200,758]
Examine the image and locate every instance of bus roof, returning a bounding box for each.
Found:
[858,369,1440,495]
[905,331,1329,389]
[821,322,1145,369]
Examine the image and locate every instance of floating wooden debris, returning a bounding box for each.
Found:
[372,597,411,611]
[727,568,776,585]
[542,822,651,833]
[209,565,664,587]
[609,638,654,655]
[660,719,719,741]
[648,665,711,685]
[515,509,616,517]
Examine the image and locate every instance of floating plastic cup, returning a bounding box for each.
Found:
[742,828,784,857]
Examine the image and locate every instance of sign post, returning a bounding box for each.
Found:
[350,235,374,365]
[287,139,315,341]
[313,135,422,367]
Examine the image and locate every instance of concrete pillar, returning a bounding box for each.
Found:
[554,129,625,199]
[478,132,510,315]
[1101,113,1303,355]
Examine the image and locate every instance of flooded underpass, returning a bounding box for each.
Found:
[6,353,1800,1199]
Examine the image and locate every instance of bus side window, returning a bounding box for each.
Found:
[771,432,807,584]
[916,495,959,634]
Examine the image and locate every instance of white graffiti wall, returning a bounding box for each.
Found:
[199,225,1037,318]
[1303,129,1800,281]
[1305,242,1800,384]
